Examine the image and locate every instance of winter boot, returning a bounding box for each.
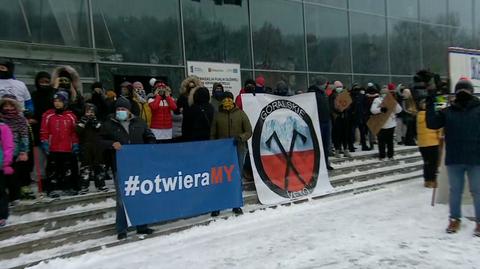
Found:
[474,223,480,237]
[232,208,243,215]
[117,232,127,240]
[79,188,90,195]
[334,150,341,158]
[446,218,461,234]
[343,151,351,158]
[211,210,220,217]
[0,219,6,227]
[97,186,109,192]
[424,181,437,188]
[20,186,35,200]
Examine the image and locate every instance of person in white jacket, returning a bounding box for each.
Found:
[370,88,402,160]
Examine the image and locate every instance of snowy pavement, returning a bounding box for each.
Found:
[29,180,479,269]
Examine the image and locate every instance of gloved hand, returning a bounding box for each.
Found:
[380,107,388,113]
[77,116,89,128]
[90,117,101,129]
[72,144,80,155]
[3,166,14,175]
[41,141,50,155]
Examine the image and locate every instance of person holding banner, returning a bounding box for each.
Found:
[210,91,252,216]
[370,88,402,160]
[99,97,156,240]
[426,79,480,236]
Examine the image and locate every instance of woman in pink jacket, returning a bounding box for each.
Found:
[0,122,15,226]
[148,81,177,143]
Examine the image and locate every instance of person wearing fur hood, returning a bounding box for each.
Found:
[177,76,202,113]
[51,66,85,118]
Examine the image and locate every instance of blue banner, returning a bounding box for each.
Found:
[116,139,243,226]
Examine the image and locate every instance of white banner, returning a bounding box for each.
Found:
[448,48,480,93]
[243,93,333,205]
[187,61,242,97]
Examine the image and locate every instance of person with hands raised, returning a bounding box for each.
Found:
[148,81,177,143]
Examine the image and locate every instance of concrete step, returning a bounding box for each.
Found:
[4,172,423,269]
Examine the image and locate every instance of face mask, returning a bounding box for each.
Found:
[213,91,224,99]
[455,91,473,106]
[222,98,234,111]
[0,70,12,79]
[116,110,128,121]
[335,88,343,93]
[59,83,71,89]
[360,90,365,94]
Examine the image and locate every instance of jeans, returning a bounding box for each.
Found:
[446,165,480,222]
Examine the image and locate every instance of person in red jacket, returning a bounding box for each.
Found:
[40,91,79,198]
[148,81,177,143]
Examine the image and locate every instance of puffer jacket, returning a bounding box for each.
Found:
[416,111,441,147]
[210,106,252,152]
[0,122,14,170]
[148,95,177,129]
[40,109,78,152]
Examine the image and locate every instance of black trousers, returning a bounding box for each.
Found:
[45,152,79,193]
[351,121,368,149]
[377,127,395,159]
[6,160,31,201]
[332,116,351,152]
[419,145,440,181]
[0,171,8,219]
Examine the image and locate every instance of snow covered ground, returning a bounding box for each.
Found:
[29,180,479,269]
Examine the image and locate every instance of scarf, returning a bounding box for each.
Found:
[2,111,29,138]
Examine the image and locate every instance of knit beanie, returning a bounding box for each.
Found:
[53,91,69,104]
[115,97,132,111]
[454,79,474,93]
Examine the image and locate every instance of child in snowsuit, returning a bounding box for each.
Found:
[0,94,30,203]
[40,91,79,198]
[0,122,14,226]
[76,103,108,194]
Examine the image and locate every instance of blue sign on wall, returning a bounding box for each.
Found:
[116,139,244,227]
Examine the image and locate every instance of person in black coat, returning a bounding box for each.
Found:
[307,76,333,170]
[99,97,156,240]
[426,79,480,236]
[76,103,108,194]
[31,71,55,146]
[350,84,369,151]
[182,87,214,141]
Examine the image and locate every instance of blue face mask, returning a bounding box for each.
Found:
[116,110,128,121]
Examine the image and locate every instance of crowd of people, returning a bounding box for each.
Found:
[0,60,477,238]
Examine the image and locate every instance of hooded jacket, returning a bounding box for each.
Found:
[426,96,480,165]
[183,87,214,141]
[210,105,252,152]
[51,66,85,118]
[0,61,32,113]
[40,109,78,152]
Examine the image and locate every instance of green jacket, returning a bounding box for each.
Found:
[210,107,252,151]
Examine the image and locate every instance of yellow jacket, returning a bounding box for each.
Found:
[416,111,441,147]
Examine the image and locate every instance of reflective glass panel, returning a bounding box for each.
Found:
[306,5,351,73]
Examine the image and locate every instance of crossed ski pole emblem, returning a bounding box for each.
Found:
[266,130,308,190]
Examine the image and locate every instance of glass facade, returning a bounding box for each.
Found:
[0,0,479,94]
